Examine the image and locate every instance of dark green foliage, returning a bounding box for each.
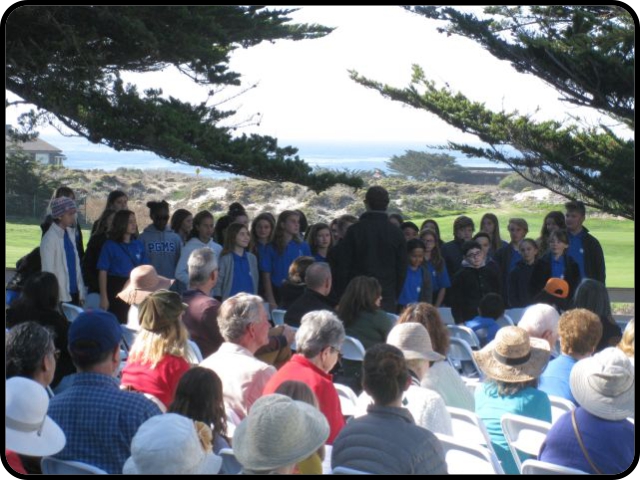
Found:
[350,6,634,219]
[386,150,465,181]
[6,6,363,192]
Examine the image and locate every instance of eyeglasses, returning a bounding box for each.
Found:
[466,251,482,259]
[327,345,342,358]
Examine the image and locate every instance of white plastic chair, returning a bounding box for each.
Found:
[340,336,366,361]
[386,312,399,325]
[447,337,483,378]
[143,393,167,413]
[434,432,504,474]
[126,304,140,330]
[521,459,588,475]
[187,340,203,363]
[334,383,358,417]
[501,413,552,472]
[505,307,527,325]
[446,406,496,456]
[41,457,107,474]
[447,324,481,349]
[61,302,84,322]
[271,308,286,326]
[83,292,101,309]
[496,313,515,328]
[322,445,333,474]
[548,395,576,424]
[332,466,372,474]
[218,447,242,475]
[438,307,455,325]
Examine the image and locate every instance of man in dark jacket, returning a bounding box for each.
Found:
[565,201,606,284]
[284,262,336,327]
[335,186,407,313]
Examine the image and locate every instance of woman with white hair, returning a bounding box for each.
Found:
[517,303,561,358]
[263,310,346,444]
[539,347,634,474]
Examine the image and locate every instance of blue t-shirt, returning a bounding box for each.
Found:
[551,254,566,279]
[230,252,255,296]
[539,354,578,405]
[567,230,586,280]
[426,260,451,295]
[314,253,328,263]
[97,239,150,278]
[398,266,424,306]
[464,316,500,347]
[475,383,551,474]
[63,230,78,294]
[259,240,311,287]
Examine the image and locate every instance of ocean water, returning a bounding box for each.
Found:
[51,136,508,179]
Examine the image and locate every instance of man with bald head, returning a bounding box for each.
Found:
[284,262,336,327]
[518,303,561,359]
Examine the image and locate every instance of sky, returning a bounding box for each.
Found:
[5,5,633,153]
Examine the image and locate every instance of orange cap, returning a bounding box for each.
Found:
[544,278,569,299]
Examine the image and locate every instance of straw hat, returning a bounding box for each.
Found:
[233,394,329,472]
[473,326,550,383]
[387,322,444,362]
[137,290,187,333]
[570,347,635,421]
[123,414,222,474]
[117,265,173,305]
[5,377,66,457]
[544,278,569,299]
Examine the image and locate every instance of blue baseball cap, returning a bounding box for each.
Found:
[68,309,122,361]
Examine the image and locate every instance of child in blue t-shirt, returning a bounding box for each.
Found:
[465,292,504,347]
[214,223,259,300]
[98,209,149,323]
[397,239,432,313]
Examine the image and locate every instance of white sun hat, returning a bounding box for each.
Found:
[5,377,66,456]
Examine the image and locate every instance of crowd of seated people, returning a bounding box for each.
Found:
[4,185,633,475]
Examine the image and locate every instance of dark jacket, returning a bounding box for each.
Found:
[574,227,606,284]
[450,264,501,324]
[82,232,108,294]
[530,253,581,300]
[336,211,407,313]
[442,238,465,279]
[507,261,536,308]
[284,289,336,327]
[331,404,447,474]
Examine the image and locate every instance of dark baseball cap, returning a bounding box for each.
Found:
[68,310,122,361]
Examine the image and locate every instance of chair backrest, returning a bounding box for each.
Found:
[322,445,333,474]
[447,324,481,349]
[505,308,527,325]
[186,340,204,363]
[447,337,483,378]
[340,336,366,361]
[120,325,138,353]
[218,448,243,475]
[434,433,504,474]
[334,383,358,417]
[332,466,372,474]
[271,309,286,326]
[61,302,84,322]
[446,406,496,456]
[496,314,515,328]
[500,413,552,472]
[386,312,399,325]
[520,459,588,475]
[41,457,108,474]
[548,395,576,424]
[83,292,101,310]
[437,307,455,325]
[143,393,167,413]
[126,304,140,330]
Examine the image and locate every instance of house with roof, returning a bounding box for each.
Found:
[5,125,66,166]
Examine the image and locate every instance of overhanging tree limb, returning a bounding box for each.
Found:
[6,6,363,192]
[351,6,634,218]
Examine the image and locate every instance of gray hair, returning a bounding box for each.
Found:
[295,310,345,359]
[188,247,218,287]
[217,293,264,343]
[305,262,331,290]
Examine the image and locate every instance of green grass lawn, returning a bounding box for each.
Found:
[6,211,634,287]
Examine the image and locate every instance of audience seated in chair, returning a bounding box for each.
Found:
[464,293,504,347]
[518,303,561,359]
[283,262,336,327]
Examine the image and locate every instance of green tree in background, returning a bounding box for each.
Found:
[6,6,363,192]
[386,150,464,181]
[351,6,634,219]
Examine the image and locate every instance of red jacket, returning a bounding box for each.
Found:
[263,354,345,444]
